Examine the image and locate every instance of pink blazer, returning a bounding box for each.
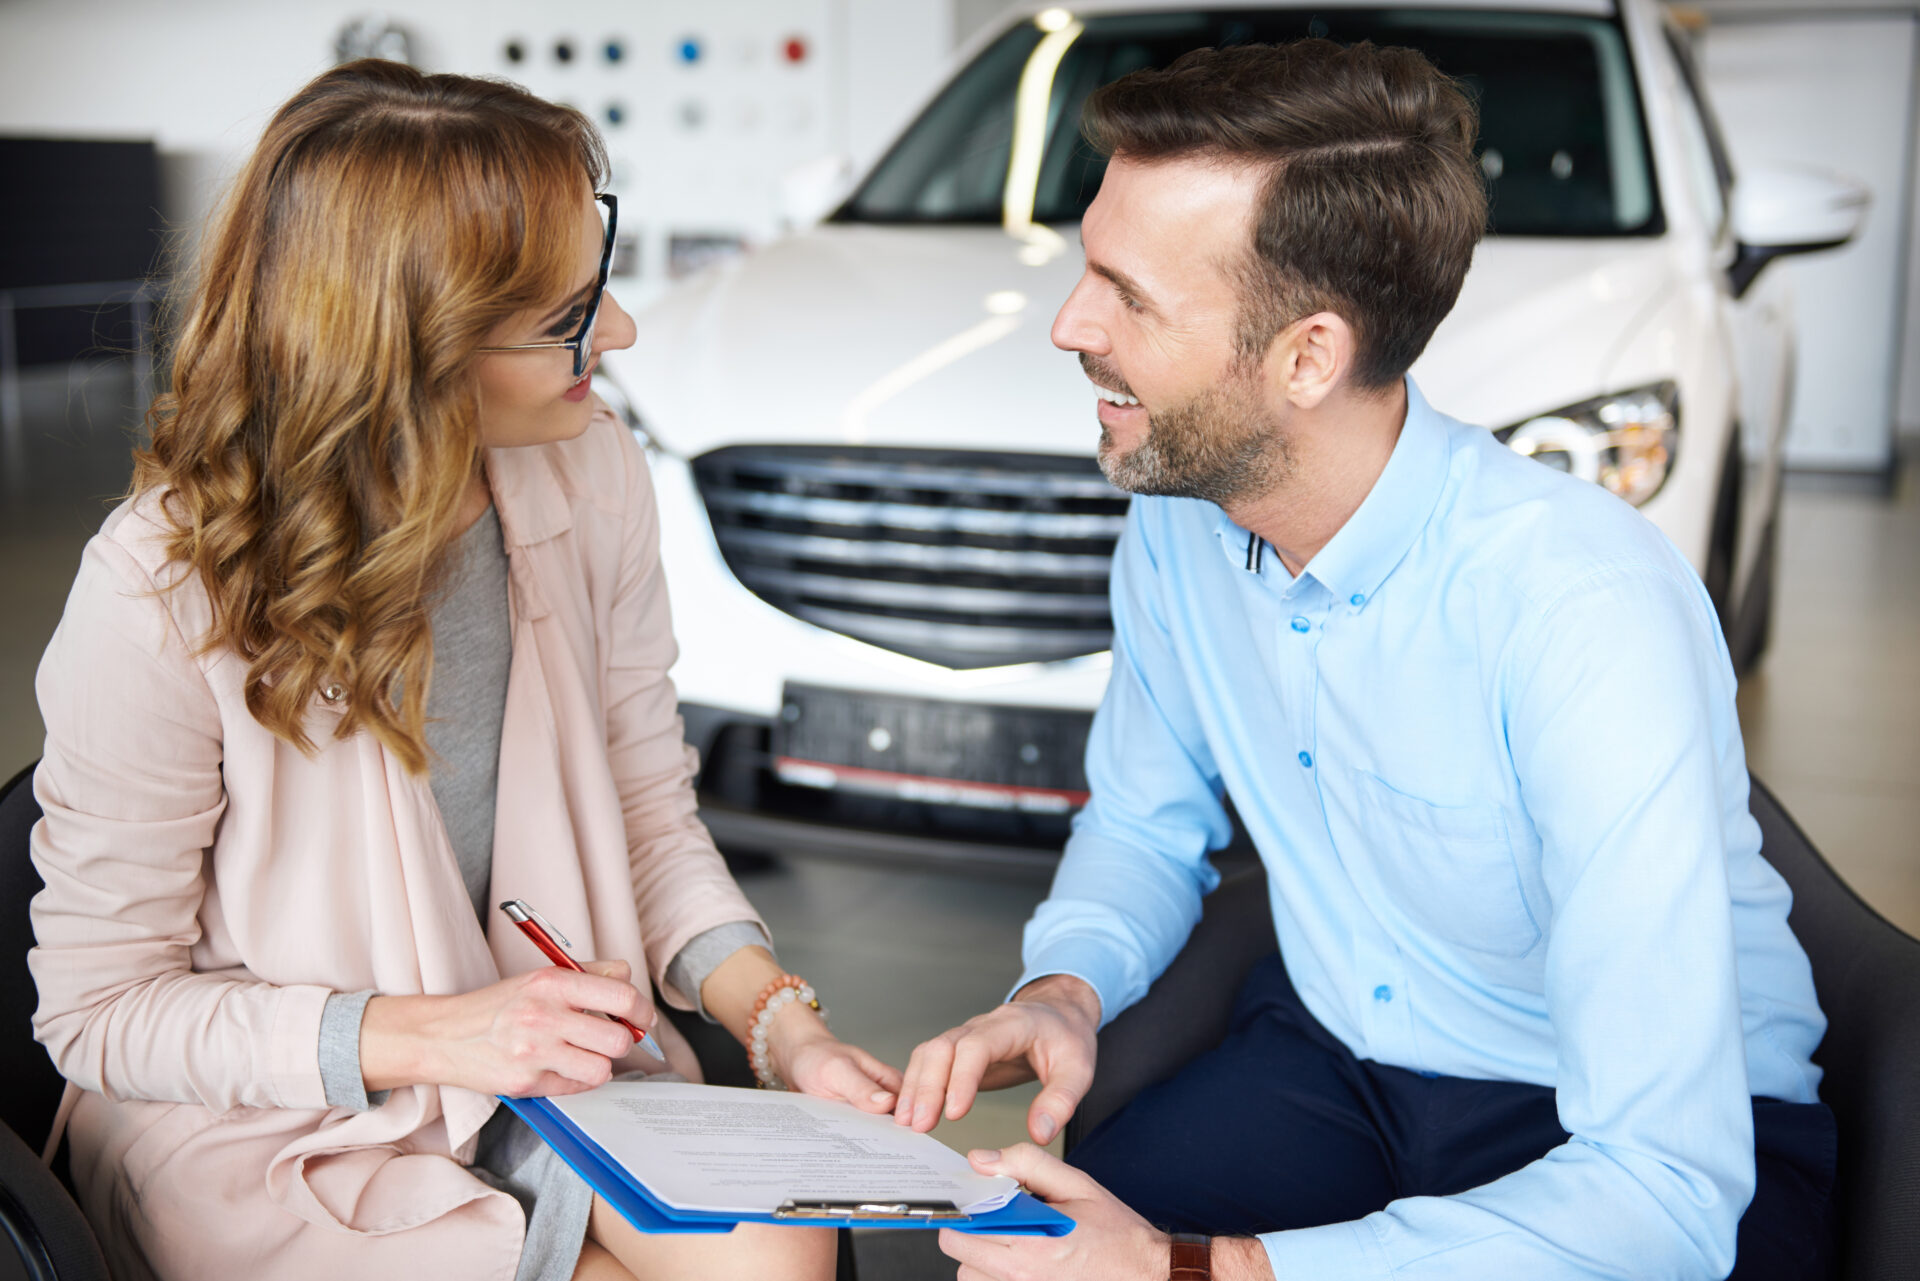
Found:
[28,406,765,1279]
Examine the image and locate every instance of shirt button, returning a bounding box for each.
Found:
[1290,616,1309,633]
[1298,751,1313,768]
[1350,593,1367,607]
[1373,984,1393,1003]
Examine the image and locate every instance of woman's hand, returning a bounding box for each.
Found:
[361,959,656,1098]
[766,1001,904,1113]
[694,942,903,1110]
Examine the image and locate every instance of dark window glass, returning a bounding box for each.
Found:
[837,8,1662,237]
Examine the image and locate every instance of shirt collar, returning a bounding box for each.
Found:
[1295,376,1451,610]
[483,440,575,551]
[480,440,578,624]
[1208,377,1450,607]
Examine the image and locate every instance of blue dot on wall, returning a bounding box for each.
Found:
[677,37,702,64]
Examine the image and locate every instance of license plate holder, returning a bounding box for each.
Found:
[773,683,1092,813]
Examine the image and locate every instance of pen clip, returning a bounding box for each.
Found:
[500,898,573,950]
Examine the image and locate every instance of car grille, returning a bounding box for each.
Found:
[691,445,1128,670]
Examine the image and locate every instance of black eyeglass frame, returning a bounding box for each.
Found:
[476,192,617,379]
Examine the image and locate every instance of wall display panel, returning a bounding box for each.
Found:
[435,0,846,305]
[0,1,951,311]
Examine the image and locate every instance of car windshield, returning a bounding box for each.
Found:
[837,7,1660,237]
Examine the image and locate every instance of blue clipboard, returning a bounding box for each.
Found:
[500,1095,1074,1235]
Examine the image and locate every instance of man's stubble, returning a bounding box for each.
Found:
[1084,352,1294,506]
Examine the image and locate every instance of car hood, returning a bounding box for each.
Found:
[1415,236,1683,429]
[606,224,1682,456]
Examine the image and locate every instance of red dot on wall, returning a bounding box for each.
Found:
[783,36,808,64]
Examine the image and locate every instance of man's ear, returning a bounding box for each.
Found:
[1265,310,1353,410]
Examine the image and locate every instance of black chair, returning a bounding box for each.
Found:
[1067,776,1920,1281]
[1063,852,1273,1148]
[1750,779,1920,1281]
[0,763,107,1281]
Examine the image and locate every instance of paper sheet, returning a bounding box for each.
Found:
[547,1082,1020,1216]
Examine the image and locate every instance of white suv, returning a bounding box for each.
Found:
[601,0,1863,870]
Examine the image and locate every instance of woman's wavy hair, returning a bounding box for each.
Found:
[132,58,607,772]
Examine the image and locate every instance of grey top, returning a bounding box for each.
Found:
[317,505,769,1111]
[426,505,514,918]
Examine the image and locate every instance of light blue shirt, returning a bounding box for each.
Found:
[1017,380,1825,1280]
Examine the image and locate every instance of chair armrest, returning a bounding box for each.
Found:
[0,1121,108,1281]
[1750,777,1920,1279]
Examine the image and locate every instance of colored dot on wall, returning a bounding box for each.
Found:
[783,36,809,64]
[678,37,703,65]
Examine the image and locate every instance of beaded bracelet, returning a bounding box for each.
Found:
[748,973,825,1089]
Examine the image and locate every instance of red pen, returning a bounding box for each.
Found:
[501,899,666,1061]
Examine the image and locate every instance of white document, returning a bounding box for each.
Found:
[548,1082,1020,1217]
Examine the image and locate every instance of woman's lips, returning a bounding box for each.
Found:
[562,365,594,403]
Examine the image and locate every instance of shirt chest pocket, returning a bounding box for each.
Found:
[1354,771,1541,958]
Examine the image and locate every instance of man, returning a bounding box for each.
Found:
[897,39,1834,1281]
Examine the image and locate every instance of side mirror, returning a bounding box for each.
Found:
[1728,164,1870,297]
[777,154,855,233]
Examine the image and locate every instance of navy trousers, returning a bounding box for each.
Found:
[1069,955,1836,1280]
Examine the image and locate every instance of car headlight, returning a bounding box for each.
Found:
[1493,382,1678,507]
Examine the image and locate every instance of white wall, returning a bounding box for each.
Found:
[1698,9,1915,471]
[1691,0,1920,452]
[0,0,954,302]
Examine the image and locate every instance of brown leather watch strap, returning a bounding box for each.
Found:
[1169,1232,1212,1280]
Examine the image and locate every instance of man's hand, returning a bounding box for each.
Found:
[894,974,1100,1143]
[939,1144,1165,1281]
[939,1145,1275,1281]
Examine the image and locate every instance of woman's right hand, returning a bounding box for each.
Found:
[360,960,655,1098]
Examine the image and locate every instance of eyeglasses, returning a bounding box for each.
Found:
[477,192,617,380]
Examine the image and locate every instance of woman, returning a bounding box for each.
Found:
[27,59,900,1281]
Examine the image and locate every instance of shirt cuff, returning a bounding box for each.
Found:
[1009,940,1127,1029]
[664,921,772,1021]
[1260,1219,1395,1281]
[318,989,392,1112]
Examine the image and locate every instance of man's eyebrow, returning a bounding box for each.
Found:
[1090,260,1152,304]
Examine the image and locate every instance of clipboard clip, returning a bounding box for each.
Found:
[774,1200,971,1222]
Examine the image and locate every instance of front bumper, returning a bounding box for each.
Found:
[680,702,1074,876]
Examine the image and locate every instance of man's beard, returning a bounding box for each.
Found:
[1084,353,1290,506]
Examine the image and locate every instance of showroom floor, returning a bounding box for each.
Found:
[2,361,1917,1278]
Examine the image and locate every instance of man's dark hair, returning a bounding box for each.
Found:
[1083,39,1487,389]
